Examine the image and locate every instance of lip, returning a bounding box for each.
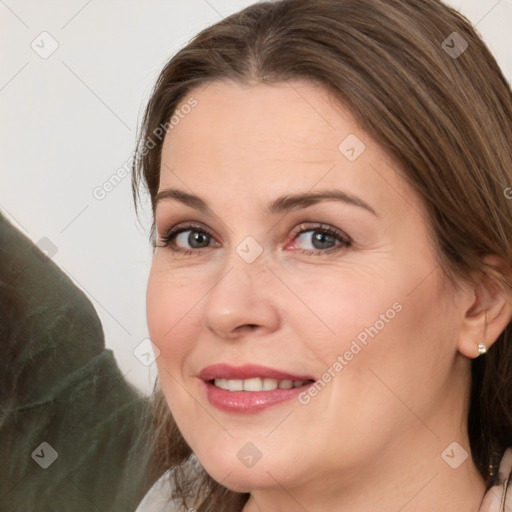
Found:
[199,364,316,414]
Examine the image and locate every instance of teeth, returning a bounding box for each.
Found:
[215,378,229,390]
[278,380,293,389]
[262,378,278,390]
[243,378,263,392]
[213,377,306,392]
[227,379,243,391]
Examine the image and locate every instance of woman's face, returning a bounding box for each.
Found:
[147,80,471,496]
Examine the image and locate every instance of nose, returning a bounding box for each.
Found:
[200,256,280,340]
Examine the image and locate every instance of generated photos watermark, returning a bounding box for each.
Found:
[92,97,198,201]
[298,301,403,405]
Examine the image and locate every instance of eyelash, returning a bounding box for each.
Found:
[156,222,351,256]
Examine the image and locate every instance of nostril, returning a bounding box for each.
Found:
[237,324,258,331]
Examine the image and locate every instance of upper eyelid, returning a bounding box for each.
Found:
[159,221,344,236]
[159,222,216,243]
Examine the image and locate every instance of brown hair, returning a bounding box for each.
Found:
[132,0,512,510]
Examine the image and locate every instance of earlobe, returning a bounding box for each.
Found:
[457,308,488,359]
[457,255,512,359]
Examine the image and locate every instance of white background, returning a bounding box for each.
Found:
[1,0,511,396]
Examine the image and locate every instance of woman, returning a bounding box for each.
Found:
[132,0,512,510]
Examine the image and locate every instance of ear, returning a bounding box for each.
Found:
[457,255,512,359]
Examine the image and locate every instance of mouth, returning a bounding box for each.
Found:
[199,364,316,414]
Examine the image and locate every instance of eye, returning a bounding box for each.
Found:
[156,223,217,252]
[156,221,351,256]
[287,223,351,254]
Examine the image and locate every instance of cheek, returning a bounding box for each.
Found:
[146,269,201,431]
[283,266,402,364]
[146,269,172,344]
[146,264,200,365]
[296,260,447,385]
[329,266,452,415]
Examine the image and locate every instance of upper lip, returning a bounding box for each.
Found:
[199,364,315,382]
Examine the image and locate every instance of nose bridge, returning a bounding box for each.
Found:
[200,242,280,337]
[215,230,270,293]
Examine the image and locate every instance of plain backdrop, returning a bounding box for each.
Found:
[1,0,511,396]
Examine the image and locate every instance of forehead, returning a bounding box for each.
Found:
[161,80,357,173]
[158,80,420,219]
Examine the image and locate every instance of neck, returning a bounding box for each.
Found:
[243,441,486,512]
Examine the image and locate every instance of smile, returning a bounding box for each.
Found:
[199,364,316,413]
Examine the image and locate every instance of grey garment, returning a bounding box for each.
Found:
[136,457,206,512]
[0,212,157,511]
[135,471,181,512]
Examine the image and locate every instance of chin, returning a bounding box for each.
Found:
[194,443,287,493]
[207,465,277,494]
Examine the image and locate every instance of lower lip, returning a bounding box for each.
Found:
[203,381,313,414]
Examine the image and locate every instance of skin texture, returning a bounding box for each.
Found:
[146,80,511,512]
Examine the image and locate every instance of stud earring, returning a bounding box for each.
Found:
[477,343,487,356]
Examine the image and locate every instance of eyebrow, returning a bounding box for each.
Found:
[154,188,378,217]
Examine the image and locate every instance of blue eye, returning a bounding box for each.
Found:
[290,224,351,253]
[296,230,337,250]
[158,224,215,251]
[156,222,351,256]
[174,229,212,249]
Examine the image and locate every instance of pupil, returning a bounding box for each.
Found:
[313,231,334,249]
[189,231,209,248]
